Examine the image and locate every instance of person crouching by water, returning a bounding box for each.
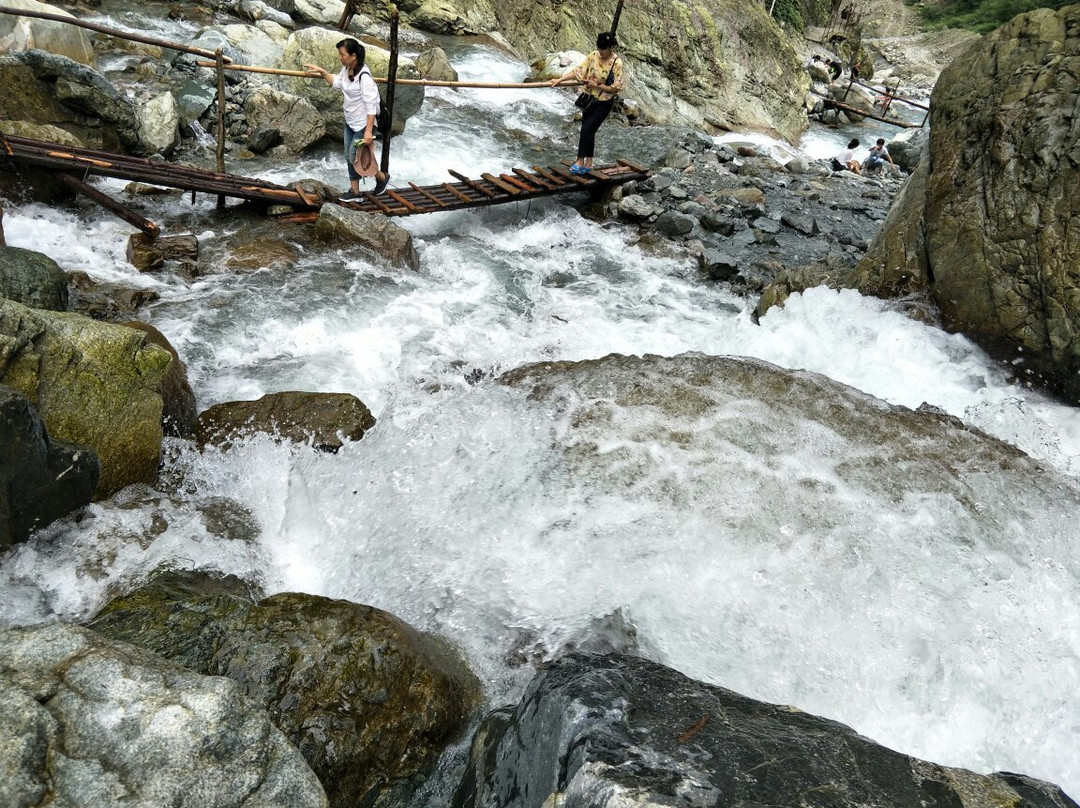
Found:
[831,138,861,174]
[304,38,390,200]
[550,31,624,175]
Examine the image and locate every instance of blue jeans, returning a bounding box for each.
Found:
[344,123,363,182]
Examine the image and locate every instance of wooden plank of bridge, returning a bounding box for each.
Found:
[549,165,592,186]
[616,158,648,173]
[363,192,395,214]
[385,189,418,211]
[530,165,570,187]
[512,167,555,190]
[409,182,448,208]
[47,150,112,168]
[499,173,536,192]
[480,173,521,195]
[448,169,496,198]
[441,183,473,203]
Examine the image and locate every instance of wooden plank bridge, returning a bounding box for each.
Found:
[1,134,649,236]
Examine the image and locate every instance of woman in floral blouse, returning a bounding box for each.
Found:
[550,31,624,174]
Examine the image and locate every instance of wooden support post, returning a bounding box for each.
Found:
[216,47,226,209]
[56,173,160,239]
[337,0,356,30]
[380,7,399,177]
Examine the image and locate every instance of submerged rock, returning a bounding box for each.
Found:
[0,621,328,808]
[194,390,375,451]
[0,385,98,548]
[90,571,482,808]
[452,652,1077,808]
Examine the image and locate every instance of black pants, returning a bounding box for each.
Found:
[577,98,615,160]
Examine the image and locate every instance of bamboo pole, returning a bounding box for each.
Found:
[0,5,232,62]
[194,61,584,88]
[611,0,625,34]
[216,48,226,208]
[381,7,399,177]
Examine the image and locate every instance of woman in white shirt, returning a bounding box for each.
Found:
[304,38,390,200]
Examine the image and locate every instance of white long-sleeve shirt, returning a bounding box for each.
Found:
[332,66,380,131]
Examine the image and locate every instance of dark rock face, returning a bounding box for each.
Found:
[0,621,328,808]
[858,6,1080,400]
[453,653,1078,808]
[0,384,98,548]
[195,391,376,452]
[90,571,482,808]
[0,245,69,310]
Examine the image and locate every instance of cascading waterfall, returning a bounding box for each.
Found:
[2,33,1078,800]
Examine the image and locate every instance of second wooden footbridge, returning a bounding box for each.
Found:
[2,134,648,236]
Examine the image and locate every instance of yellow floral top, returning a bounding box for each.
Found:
[574,51,624,100]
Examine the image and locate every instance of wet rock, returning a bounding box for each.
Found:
[404,1,495,35]
[756,254,861,318]
[0,298,171,498]
[415,45,458,82]
[1,385,98,548]
[135,90,179,156]
[247,124,282,152]
[654,210,695,237]
[235,0,295,29]
[0,621,328,808]
[0,245,68,310]
[126,232,200,272]
[226,236,300,271]
[699,211,735,235]
[313,205,420,271]
[884,126,927,174]
[785,155,810,174]
[244,85,324,152]
[452,652,1078,808]
[781,211,819,236]
[698,248,739,281]
[121,321,197,439]
[90,572,482,808]
[194,390,375,451]
[66,271,161,321]
[617,194,655,222]
[174,78,217,128]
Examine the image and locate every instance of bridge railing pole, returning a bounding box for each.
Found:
[380,7,399,177]
[216,48,226,208]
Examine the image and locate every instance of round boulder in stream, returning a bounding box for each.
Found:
[452,652,1077,808]
[89,571,482,808]
[0,621,327,808]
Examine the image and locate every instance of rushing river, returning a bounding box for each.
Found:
[2,33,1079,800]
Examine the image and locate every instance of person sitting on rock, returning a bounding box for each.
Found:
[862,138,895,175]
[831,138,861,173]
[826,59,843,81]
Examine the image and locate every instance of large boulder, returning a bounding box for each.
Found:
[510,0,808,140]
[884,126,927,173]
[400,0,496,35]
[135,91,180,157]
[0,0,95,66]
[313,205,421,271]
[0,385,98,549]
[0,299,172,498]
[415,45,459,82]
[244,84,325,153]
[0,50,139,153]
[0,245,68,310]
[207,22,287,69]
[194,390,376,451]
[0,621,328,808]
[90,572,482,808]
[121,321,198,439]
[275,27,424,133]
[858,5,1080,400]
[452,652,1078,808]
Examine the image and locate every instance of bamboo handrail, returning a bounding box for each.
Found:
[0,5,233,62]
[193,61,583,88]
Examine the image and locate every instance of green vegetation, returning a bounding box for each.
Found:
[914,0,1072,33]
[774,0,806,33]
